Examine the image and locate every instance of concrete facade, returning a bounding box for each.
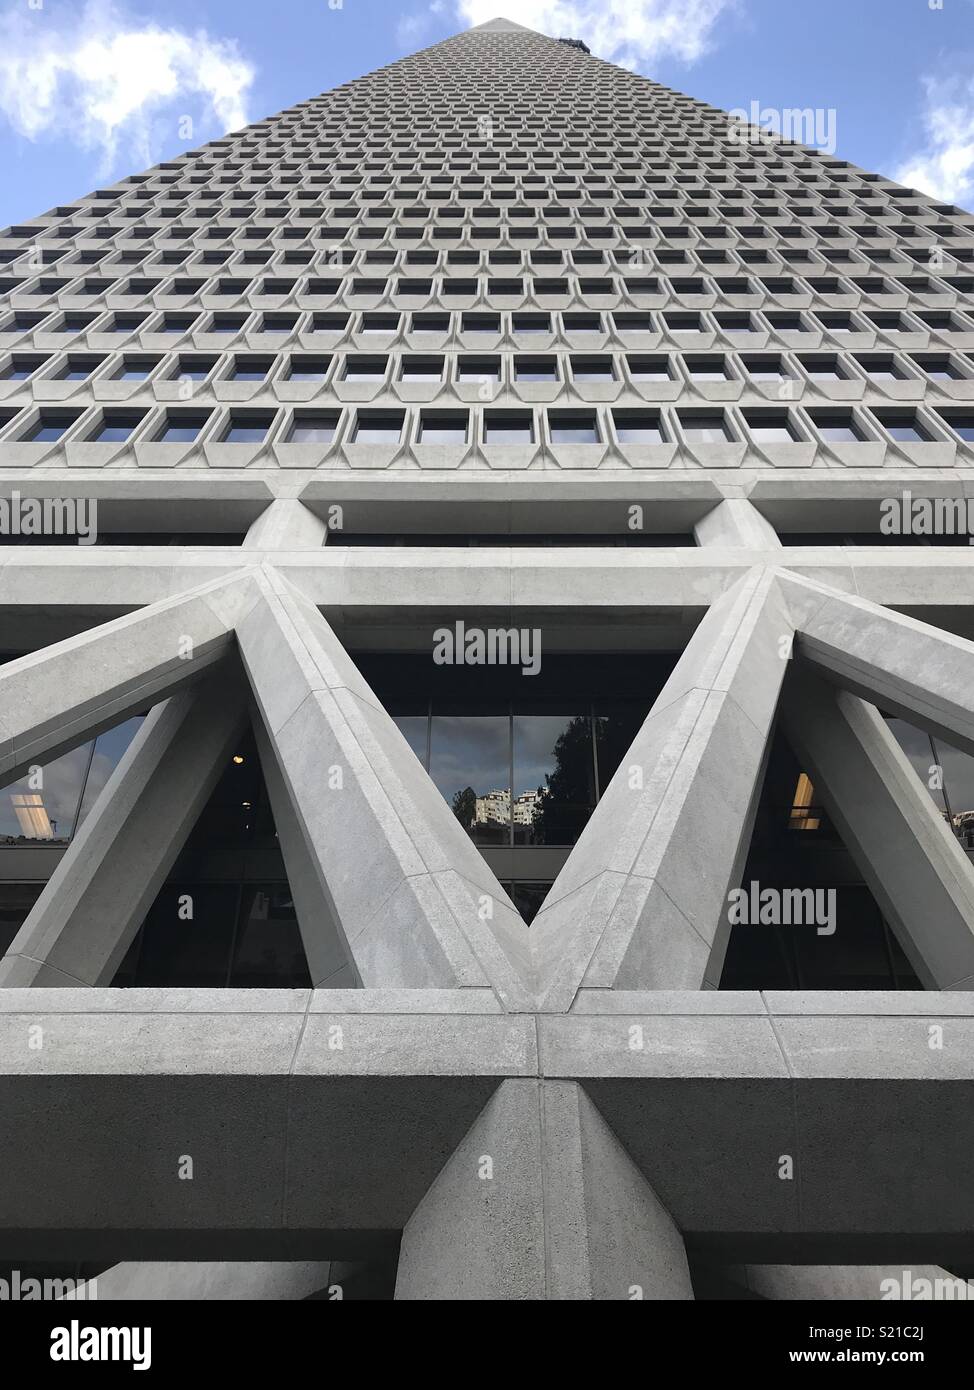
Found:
[0,17,973,1299]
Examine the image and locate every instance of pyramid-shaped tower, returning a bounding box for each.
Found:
[1,17,973,1304]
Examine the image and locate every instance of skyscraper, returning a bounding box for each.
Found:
[1,16,973,1302]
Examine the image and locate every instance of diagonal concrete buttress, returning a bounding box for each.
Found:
[251,707,361,989]
[780,568,974,758]
[0,568,256,784]
[530,567,794,1008]
[781,670,974,991]
[0,672,249,987]
[236,565,535,1008]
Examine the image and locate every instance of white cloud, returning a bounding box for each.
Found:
[0,0,255,175]
[454,0,735,69]
[894,74,974,211]
[396,0,446,49]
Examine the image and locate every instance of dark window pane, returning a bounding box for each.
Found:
[229,884,311,987]
[129,884,239,987]
[513,711,595,846]
[0,883,45,954]
[429,714,510,846]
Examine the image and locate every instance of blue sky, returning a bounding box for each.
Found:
[1,0,973,228]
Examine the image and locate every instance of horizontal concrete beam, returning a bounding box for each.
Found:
[0,990,971,1263]
[3,554,974,619]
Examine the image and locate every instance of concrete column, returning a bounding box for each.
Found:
[694,499,781,549]
[0,675,248,986]
[531,568,793,1006]
[243,499,329,550]
[395,1079,693,1301]
[236,566,535,1008]
[781,671,974,990]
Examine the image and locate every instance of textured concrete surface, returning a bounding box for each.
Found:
[1,13,973,1301]
[532,568,792,1004]
[0,991,970,1270]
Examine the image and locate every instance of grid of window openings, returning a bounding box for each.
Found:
[1,27,973,476]
[1,24,974,989]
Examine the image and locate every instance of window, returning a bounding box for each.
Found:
[110,730,309,988]
[912,355,961,382]
[400,356,443,381]
[513,313,551,335]
[665,311,704,332]
[3,355,48,381]
[613,409,665,444]
[22,411,81,442]
[549,410,599,444]
[872,410,931,443]
[686,355,729,381]
[742,355,788,381]
[343,356,388,381]
[360,313,400,334]
[484,410,534,444]
[564,312,602,333]
[259,314,297,335]
[175,357,219,385]
[357,654,673,868]
[0,717,142,847]
[570,356,614,381]
[311,313,351,333]
[461,313,501,335]
[230,356,273,381]
[743,409,796,442]
[419,412,468,443]
[679,411,731,443]
[288,411,339,443]
[352,411,403,443]
[411,313,450,333]
[457,355,500,381]
[937,411,974,442]
[156,412,209,443]
[58,356,104,381]
[809,410,864,443]
[766,313,809,333]
[799,354,846,380]
[855,354,905,381]
[221,412,274,443]
[818,312,855,333]
[159,313,197,334]
[287,356,330,380]
[515,356,557,382]
[627,355,672,381]
[714,312,753,333]
[89,411,144,443]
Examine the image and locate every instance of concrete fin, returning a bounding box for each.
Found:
[530,570,794,1005]
[237,566,536,1006]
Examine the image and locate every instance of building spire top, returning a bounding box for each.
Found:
[468,17,535,31]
